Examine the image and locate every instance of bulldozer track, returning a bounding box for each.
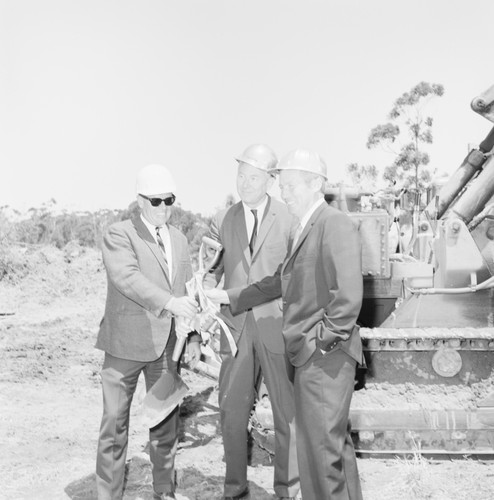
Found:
[251,326,494,457]
[361,327,494,351]
[352,326,494,455]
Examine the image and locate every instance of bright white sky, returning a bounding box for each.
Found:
[1,0,493,217]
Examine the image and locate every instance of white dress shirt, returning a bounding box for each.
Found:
[141,214,173,281]
[242,195,269,241]
[298,196,325,232]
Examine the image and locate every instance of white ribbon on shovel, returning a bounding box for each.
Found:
[172,237,237,362]
[142,237,236,428]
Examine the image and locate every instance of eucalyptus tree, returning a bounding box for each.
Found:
[366,81,445,194]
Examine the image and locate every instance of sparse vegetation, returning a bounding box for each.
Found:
[2,227,494,498]
[0,200,212,281]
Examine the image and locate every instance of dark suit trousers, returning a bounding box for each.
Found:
[96,339,179,500]
[294,348,363,500]
[219,312,299,498]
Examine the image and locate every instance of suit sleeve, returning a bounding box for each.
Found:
[314,213,363,350]
[102,224,173,317]
[228,263,283,314]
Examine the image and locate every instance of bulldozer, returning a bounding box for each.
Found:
[252,84,494,457]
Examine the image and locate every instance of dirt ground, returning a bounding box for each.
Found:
[1,244,494,500]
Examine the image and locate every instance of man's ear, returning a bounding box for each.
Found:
[311,175,324,193]
[266,174,276,190]
[136,195,144,209]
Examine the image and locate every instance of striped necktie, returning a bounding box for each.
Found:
[155,226,169,268]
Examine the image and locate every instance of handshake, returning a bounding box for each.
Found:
[165,285,230,321]
[204,288,230,306]
[167,235,233,364]
[168,279,230,364]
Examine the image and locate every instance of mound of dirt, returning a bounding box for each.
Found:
[1,243,494,500]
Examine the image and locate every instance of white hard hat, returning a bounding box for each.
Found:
[135,164,177,195]
[274,148,328,180]
[235,144,278,172]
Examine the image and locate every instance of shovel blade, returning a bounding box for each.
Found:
[141,371,189,428]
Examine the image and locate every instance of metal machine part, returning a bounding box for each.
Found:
[471,84,494,123]
[252,84,494,457]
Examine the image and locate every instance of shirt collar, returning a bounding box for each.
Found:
[140,213,168,236]
[299,197,325,230]
[241,195,269,221]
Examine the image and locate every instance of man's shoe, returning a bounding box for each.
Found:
[222,488,250,499]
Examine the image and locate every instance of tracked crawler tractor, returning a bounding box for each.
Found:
[252,84,494,457]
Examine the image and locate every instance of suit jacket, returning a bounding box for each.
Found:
[210,197,295,354]
[229,202,363,367]
[96,215,193,362]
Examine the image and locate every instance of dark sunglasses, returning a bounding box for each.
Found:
[140,194,176,207]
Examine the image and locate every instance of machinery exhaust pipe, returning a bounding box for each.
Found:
[450,152,494,224]
[428,126,494,220]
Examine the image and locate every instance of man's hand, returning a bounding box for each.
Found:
[202,272,217,290]
[166,296,198,319]
[205,288,230,305]
[186,341,201,369]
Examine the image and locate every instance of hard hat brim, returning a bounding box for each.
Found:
[272,166,328,180]
[235,155,271,172]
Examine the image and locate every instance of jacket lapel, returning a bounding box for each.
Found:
[282,202,327,274]
[232,203,251,264]
[133,215,172,286]
[251,196,273,259]
[170,226,180,287]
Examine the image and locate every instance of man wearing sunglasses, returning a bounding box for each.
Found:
[208,144,300,500]
[95,164,201,500]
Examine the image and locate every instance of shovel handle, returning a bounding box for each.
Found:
[172,335,187,362]
[202,236,223,252]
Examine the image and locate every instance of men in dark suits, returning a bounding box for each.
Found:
[209,144,299,500]
[95,164,201,500]
[207,149,364,500]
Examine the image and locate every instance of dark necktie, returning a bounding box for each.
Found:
[249,209,258,255]
[155,227,169,268]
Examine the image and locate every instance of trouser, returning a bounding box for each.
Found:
[294,348,363,500]
[96,339,179,500]
[219,312,299,498]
